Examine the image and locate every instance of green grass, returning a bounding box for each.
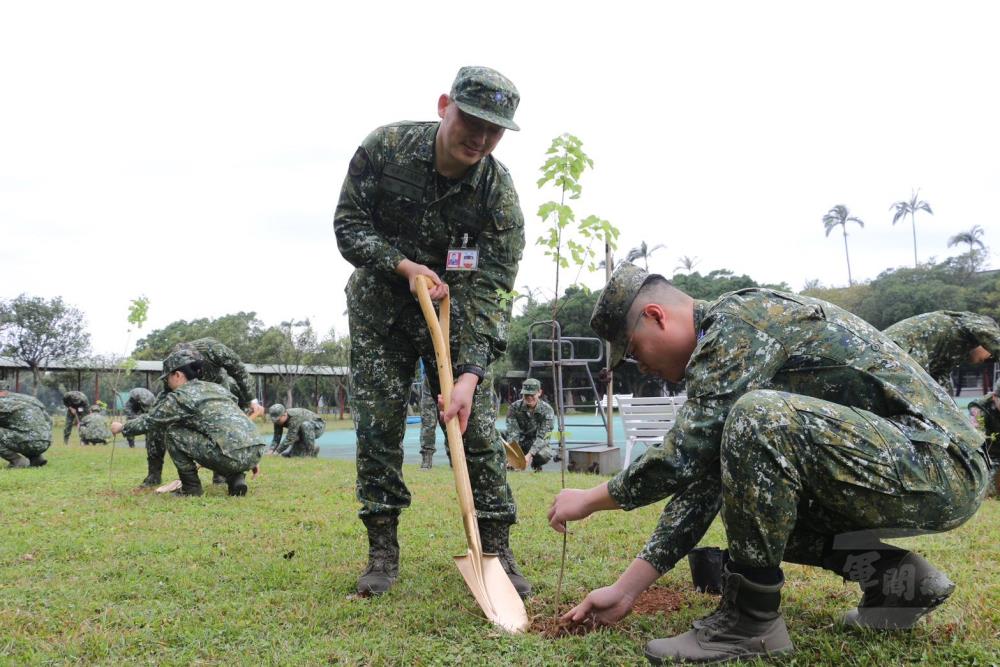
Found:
[1,441,999,665]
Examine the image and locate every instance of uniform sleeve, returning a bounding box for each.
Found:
[608,314,788,510]
[199,341,256,410]
[271,423,283,450]
[122,391,193,437]
[506,405,524,445]
[333,130,407,277]
[638,474,723,574]
[529,404,555,457]
[960,313,1000,358]
[454,175,524,369]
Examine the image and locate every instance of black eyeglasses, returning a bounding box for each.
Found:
[623,312,648,364]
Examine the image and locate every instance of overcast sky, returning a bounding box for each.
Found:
[2,1,998,355]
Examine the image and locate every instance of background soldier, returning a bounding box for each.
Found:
[884,310,1000,395]
[548,264,990,665]
[79,404,112,445]
[61,390,88,444]
[505,378,554,472]
[334,66,528,597]
[112,348,264,497]
[968,389,1000,494]
[0,379,53,468]
[124,387,156,448]
[268,403,325,457]
[419,375,437,469]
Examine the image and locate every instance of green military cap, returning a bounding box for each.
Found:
[159,347,204,381]
[521,378,541,396]
[590,262,661,369]
[268,403,287,422]
[451,66,520,131]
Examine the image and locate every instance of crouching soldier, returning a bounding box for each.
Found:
[268,403,325,457]
[61,390,88,444]
[79,404,113,445]
[0,380,53,468]
[505,378,554,472]
[112,348,265,497]
[548,264,991,665]
[124,387,156,448]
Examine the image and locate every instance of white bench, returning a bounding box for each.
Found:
[594,393,633,415]
[618,395,686,466]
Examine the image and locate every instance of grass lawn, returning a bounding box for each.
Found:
[1,439,998,665]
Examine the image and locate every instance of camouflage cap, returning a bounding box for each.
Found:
[90,404,102,413]
[590,263,661,368]
[520,378,541,396]
[450,66,520,131]
[159,347,204,380]
[129,387,156,407]
[268,403,287,422]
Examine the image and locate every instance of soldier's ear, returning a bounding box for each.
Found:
[437,94,451,120]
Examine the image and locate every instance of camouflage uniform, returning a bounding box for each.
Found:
[592,271,990,576]
[884,311,1000,395]
[419,376,438,458]
[334,115,524,522]
[79,406,113,445]
[124,387,156,448]
[175,338,257,411]
[123,379,264,479]
[506,392,555,471]
[62,390,88,444]
[0,390,53,465]
[272,407,325,457]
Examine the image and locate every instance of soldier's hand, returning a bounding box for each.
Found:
[561,584,635,627]
[110,421,124,435]
[397,259,449,301]
[548,488,593,533]
[524,453,533,469]
[247,401,265,420]
[251,464,261,479]
[441,374,476,434]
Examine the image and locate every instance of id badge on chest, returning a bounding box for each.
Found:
[445,233,479,272]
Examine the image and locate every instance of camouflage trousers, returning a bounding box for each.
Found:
[349,305,516,522]
[63,409,79,443]
[0,431,51,460]
[721,390,990,568]
[283,419,326,457]
[145,430,167,474]
[165,427,265,478]
[419,379,438,456]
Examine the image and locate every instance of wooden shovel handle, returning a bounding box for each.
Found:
[413,276,483,556]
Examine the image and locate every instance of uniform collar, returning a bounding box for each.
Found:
[693,300,709,341]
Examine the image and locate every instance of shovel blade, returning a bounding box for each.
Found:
[454,552,529,633]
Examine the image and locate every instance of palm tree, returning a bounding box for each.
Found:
[675,255,700,273]
[822,204,864,285]
[947,225,986,272]
[890,189,933,267]
[625,241,666,271]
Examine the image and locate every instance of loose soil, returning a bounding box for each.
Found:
[532,585,690,638]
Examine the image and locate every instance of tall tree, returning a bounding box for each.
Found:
[0,294,90,395]
[256,319,320,407]
[947,224,986,272]
[675,255,700,274]
[891,189,933,267]
[822,204,865,285]
[625,241,666,271]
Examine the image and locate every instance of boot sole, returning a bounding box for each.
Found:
[645,645,794,665]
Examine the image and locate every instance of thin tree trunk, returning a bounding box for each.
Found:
[911,213,918,267]
[842,225,853,285]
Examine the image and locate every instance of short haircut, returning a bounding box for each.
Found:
[628,276,692,319]
[175,361,204,381]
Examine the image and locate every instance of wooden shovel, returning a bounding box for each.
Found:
[414,276,528,633]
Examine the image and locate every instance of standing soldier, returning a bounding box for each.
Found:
[0,380,53,468]
[124,387,156,448]
[268,403,325,457]
[419,375,438,469]
[884,310,1000,395]
[62,390,88,444]
[79,404,113,445]
[548,264,990,664]
[505,378,555,472]
[112,348,264,497]
[334,66,529,597]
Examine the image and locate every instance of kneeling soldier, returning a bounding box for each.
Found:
[0,380,53,468]
[269,403,325,457]
[505,378,554,472]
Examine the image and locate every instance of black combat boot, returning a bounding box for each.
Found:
[212,471,226,485]
[2,452,31,468]
[28,454,47,467]
[140,458,163,488]
[357,514,400,595]
[420,451,433,469]
[171,467,204,496]
[226,472,248,497]
[644,566,793,664]
[479,520,532,599]
[826,549,955,630]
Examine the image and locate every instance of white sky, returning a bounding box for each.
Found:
[2,1,998,355]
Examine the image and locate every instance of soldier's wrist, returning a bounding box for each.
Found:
[455,364,485,385]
